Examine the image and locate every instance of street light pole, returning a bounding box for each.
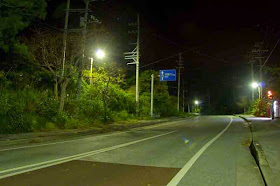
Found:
[251,82,261,100]
[258,86,261,99]
[194,100,199,113]
[90,57,93,85]
[150,74,154,118]
[89,49,105,85]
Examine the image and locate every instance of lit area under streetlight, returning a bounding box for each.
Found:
[95,49,105,59]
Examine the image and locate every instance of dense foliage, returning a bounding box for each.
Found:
[0,65,180,133]
[0,0,46,53]
[0,0,186,134]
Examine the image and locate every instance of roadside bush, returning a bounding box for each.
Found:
[44,122,58,131]
[252,99,269,117]
[64,118,90,129]
[107,84,135,114]
[0,68,183,134]
[110,110,131,122]
[36,90,58,119]
[52,112,68,129]
[140,93,150,116]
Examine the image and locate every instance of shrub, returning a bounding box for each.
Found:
[64,118,89,129]
[252,99,269,117]
[52,112,68,129]
[110,110,131,122]
[44,122,58,131]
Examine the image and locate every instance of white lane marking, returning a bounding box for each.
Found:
[167,116,234,186]
[0,120,186,152]
[0,131,126,152]
[0,130,176,179]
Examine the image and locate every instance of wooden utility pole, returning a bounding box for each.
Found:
[208,88,211,106]
[250,61,255,101]
[62,0,71,77]
[250,42,267,100]
[177,53,183,112]
[182,82,185,112]
[77,0,89,98]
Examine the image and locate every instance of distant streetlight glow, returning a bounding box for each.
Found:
[194,100,199,105]
[95,49,105,59]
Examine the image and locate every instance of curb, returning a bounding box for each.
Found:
[0,117,189,148]
[236,115,277,186]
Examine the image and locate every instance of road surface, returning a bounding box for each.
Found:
[0,116,264,186]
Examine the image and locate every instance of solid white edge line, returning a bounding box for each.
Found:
[167,116,234,186]
[0,120,187,152]
[0,130,176,179]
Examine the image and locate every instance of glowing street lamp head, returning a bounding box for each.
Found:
[251,82,259,89]
[194,100,199,105]
[95,49,105,59]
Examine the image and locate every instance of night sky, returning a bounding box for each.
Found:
[47,0,280,113]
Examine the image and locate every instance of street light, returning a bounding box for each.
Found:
[251,82,259,89]
[95,49,105,59]
[251,82,261,99]
[89,49,105,84]
[194,100,199,113]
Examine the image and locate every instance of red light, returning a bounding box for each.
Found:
[268,91,273,99]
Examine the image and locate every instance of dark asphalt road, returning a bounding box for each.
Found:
[0,116,265,186]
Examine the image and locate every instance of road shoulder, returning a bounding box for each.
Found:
[238,115,280,186]
[176,116,264,186]
[0,117,191,149]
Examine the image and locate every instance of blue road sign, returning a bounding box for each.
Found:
[159,69,176,81]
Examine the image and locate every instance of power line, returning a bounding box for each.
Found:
[140,46,234,69]
[75,4,238,65]
[262,39,280,66]
[140,53,180,68]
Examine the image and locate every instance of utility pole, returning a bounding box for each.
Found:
[124,14,140,115]
[251,42,268,99]
[250,60,255,101]
[182,81,186,112]
[177,53,183,112]
[62,0,71,77]
[259,58,263,98]
[61,0,101,98]
[182,87,185,112]
[151,74,154,118]
[77,0,89,98]
[207,88,211,106]
[136,14,140,114]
